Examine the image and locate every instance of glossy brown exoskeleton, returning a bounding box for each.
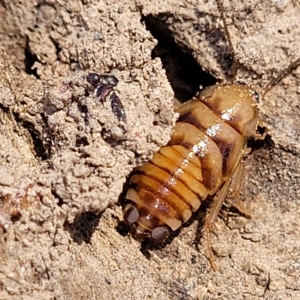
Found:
[123,0,300,269]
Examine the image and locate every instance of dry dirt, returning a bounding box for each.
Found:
[0,0,300,299]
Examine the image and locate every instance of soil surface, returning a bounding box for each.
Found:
[0,0,299,299]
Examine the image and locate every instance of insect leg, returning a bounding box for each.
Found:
[172,98,181,110]
[203,159,252,269]
[262,57,300,96]
[96,85,112,104]
[228,160,252,219]
[215,0,238,80]
[202,179,231,270]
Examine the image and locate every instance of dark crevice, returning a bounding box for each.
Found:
[142,14,216,103]
[64,211,102,244]
[247,129,272,152]
[10,213,21,223]
[75,136,89,147]
[25,122,48,160]
[0,103,10,114]
[24,38,40,79]
[50,36,63,60]
[0,0,7,9]
[51,189,64,207]
[115,220,131,237]
[12,112,48,160]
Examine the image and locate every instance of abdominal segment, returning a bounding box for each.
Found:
[125,93,248,237]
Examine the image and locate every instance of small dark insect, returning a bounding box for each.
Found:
[122,0,300,269]
[86,72,126,122]
[110,92,126,122]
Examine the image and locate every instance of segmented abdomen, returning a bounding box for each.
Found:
[124,84,258,239]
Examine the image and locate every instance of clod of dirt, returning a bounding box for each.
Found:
[0,0,299,299]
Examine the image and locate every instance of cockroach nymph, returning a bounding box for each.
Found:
[122,0,300,269]
[86,72,127,123]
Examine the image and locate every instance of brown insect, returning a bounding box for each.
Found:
[123,0,300,269]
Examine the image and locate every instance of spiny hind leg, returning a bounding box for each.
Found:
[203,160,250,270]
[227,160,252,219]
[203,180,231,271]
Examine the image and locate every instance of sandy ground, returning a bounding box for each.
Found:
[0,0,300,299]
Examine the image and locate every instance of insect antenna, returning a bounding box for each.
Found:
[262,57,300,96]
[216,0,300,96]
[216,0,238,82]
